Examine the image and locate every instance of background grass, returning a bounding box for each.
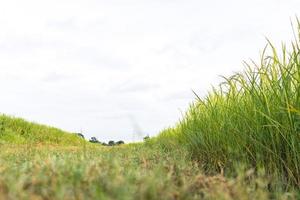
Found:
[0,115,85,145]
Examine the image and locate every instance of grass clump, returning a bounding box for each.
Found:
[161,20,300,187]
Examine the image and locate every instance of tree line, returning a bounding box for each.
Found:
[75,133,125,146]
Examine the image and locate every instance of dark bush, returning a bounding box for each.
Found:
[116,140,125,145]
[108,141,115,146]
[89,137,100,143]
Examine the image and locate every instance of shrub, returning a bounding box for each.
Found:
[108,141,115,146]
[89,137,100,143]
[116,141,125,145]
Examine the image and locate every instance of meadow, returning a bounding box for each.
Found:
[1,21,300,199]
[0,136,296,199]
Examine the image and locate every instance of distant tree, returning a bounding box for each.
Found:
[108,140,115,146]
[75,133,85,139]
[89,137,100,143]
[116,140,125,145]
[143,135,150,141]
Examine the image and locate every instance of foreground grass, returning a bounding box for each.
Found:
[0,144,297,200]
[0,114,297,199]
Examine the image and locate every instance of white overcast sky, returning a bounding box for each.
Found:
[0,0,299,142]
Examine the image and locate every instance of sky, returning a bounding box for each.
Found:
[0,0,299,142]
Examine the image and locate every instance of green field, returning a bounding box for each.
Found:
[1,22,300,199]
[1,142,296,200]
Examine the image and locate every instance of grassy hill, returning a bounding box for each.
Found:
[0,115,85,145]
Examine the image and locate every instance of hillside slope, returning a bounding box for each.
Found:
[0,115,85,145]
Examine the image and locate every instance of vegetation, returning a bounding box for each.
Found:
[0,115,85,145]
[152,20,300,189]
[0,143,296,199]
[88,137,125,146]
[1,20,300,199]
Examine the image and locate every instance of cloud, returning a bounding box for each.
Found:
[111,79,160,93]
[42,72,70,82]
[47,18,78,30]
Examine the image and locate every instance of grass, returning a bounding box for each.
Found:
[0,144,296,200]
[0,115,85,145]
[1,20,300,199]
[0,116,297,199]
[154,20,300,189]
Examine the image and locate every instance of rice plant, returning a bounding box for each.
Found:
[168,20,300,187]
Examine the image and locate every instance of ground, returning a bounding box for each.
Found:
[0,143,295,200]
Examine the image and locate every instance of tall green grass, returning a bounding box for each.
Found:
[160,21,300,186]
